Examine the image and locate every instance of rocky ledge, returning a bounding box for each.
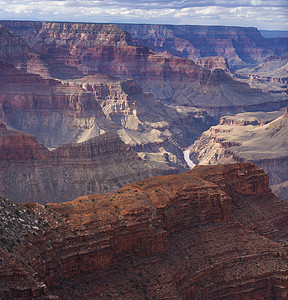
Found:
[1,163,288,299]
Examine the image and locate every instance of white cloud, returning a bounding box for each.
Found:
[0,0,287,30]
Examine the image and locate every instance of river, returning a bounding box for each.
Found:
[183,142,197,169]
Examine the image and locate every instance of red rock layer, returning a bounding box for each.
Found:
[0,125,161,203]
[1,163,288,299]
[118,24,288,67]
[1,21,287,114]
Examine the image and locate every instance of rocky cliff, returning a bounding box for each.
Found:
[1,163,288,299]
[0,125,171,203]
[117,24,288,68]
[1,21,287,116]
[190,109,288,200]
[235,55,288,94]
[0,124,174,203]
[0,63,218,203]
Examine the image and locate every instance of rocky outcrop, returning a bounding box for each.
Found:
[117,24,288,68]
[0,125,170,203]
[190,109,288,200]
[1,163,288,299]
[235,55,288,94]
[195,55,230,72]
[1,21,287,116]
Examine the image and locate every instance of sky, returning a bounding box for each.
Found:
[0,0,287,30]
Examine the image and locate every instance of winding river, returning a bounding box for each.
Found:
[183,142,197,169]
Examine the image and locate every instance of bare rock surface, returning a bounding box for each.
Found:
[1,163,288,299]
[1,21,287,116]
[190,109,288,200]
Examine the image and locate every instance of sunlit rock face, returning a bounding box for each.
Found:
[190,108,288,200]
[1,163,288,299]
[1,21,287,116]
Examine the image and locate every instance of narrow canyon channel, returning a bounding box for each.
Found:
[183,142,197,169]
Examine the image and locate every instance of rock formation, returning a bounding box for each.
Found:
[0,124,171,203]
[189,109,288,200]
[235,55,288,94]
[0,63,217,203]
[117,24,288,68]
[1,21,287,116]
[1,163,288,299]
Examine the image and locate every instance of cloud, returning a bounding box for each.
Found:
[0,0,287,30]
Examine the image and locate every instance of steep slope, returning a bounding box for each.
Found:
[235,55,288,94]
[1,21,287,116]
[0,62,214,171]
[117,24,288,68]
[190,108,288,200]
[0,124,168,203]
[1,163,288,299]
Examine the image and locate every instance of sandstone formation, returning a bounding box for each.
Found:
[190,109,288,200]
[1,163,288,299]
[235,55,288,94]
[0,124,170,203]
[118,24,288,68]
[0,63,218,203]
[195,55,230,72]
[1,21,287,116]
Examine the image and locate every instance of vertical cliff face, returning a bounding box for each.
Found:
[189,109,288,200]
[0,124,169,203]
[1,163,288,299]
[1,21,287,115]
[117,24,288,68]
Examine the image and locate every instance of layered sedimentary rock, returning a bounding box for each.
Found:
[0,63,218,203]
[1,21,287,116]
[195,55,230,71]
[0,124,168,203]
[118,24,288,67]
[1,163,288,299]
[190,108,288,200]
[235,55,288,94]
[0,61,214,174]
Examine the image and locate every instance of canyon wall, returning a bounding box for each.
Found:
[1,21,287,116]
[0,124,169,203]
[190,109,288,200]
[1,163,288,299]
[117,24,288,68]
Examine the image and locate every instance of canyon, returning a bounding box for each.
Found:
[189,107,288,200]
[1,21,287,116]
[0,20,287,203]
[1,163,288,299]
[0,19,288,299]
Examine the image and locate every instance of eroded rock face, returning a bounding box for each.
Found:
[1,163,288,299]
[0,125,168,203]
[1,21,287,116]
[0,62,217,199]
[190,109,288,200]
[117,24,288,68]
[235,55,288,94]
[195,55,230,71]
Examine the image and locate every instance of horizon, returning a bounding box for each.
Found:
[0,18,287,32]
[0,0,287,31]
